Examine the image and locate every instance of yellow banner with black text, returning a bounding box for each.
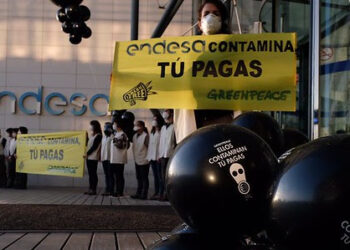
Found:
[16,131,87,178]
[110,33,297,111]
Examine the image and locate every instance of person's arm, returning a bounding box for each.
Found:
[87,134,102,156]
[1,138,6,148]
[144,134,149,147]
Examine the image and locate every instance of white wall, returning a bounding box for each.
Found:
[0,0,193,191]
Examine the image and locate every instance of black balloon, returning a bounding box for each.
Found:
[171,223,196,235]
[167,124,278,237]
[121,111,135,125]
[56,8,67,22]
[65,5,81,21]
[71,22,85,35]
[232,112,284,157]
[79,5,91,21]
[268,135,350,249]
[50,0,83,7]
[82,26,92,39]
[282,128,309,153]
[61,21,73,33]
[69,33,82,45]
[111,110,126,124]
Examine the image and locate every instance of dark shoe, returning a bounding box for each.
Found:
[150,194,160,200]
[140,195,148,200]
[84,190,91,195]
[131,194,141,199]
[159,195,168,202]
[88,191,97,195]
[102,192,110,196]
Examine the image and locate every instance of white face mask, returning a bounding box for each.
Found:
[89,126,94,134]
[152,120,158,127]
[134,126,141,131]
[113,124,117,131]
[162,112,169,120]
[201,13,222,35]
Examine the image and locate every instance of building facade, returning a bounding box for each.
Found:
[0,0,192,190]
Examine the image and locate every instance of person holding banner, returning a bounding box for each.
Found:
[14,127,28,189]
[7,128,18,188]
[147,116,163,200]
[0,130,7,188]
[101,122,113,196]
[158,109,176,201]
[131,121,150,200]
[85,120,102,196]
[174,0,234,143]
[110,121,129,197]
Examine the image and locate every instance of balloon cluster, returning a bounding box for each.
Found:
[150,112,350,250]
[51,0,92,45]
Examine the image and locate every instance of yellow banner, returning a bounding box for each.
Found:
[16,131,87,178]
[110,33,297,111]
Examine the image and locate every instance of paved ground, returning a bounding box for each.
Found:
[0,187,173,249]
[0,232,169,250]
[0,187,170,206]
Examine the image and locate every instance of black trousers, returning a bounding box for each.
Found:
[135,163,150,197]
[86,160,98,192]
[109,163,125,196]
[102,160,111,193]
[14,173,27,189]
[0,156,7,187]
[7,158,16,188]
[150,160,161,195]
[159,157,169,196]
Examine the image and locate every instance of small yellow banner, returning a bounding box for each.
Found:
[109,33,297,111]
[16,131,87,178]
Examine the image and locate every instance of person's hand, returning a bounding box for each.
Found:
[83,154,87,159]
[14,154,17,159]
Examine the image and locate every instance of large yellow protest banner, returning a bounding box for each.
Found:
[109,33,297,111]
[16,131,86,178]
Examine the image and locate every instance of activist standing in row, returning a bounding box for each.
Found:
[147,116,163,200]
[15,127,28,189]
[110,121,129,197]
[174,0,234,142]
[131,121,150,200]
[101,122,113,196]
[85,120,102,195]
[7,128,18,188]
[3,128,12,187]
[0,130,6,188]
[158,109,176,201]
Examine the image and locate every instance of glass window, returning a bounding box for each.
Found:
[319,0,350,136]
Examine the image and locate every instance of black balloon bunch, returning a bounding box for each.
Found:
[51,0,92,45]
[150,112,350,250]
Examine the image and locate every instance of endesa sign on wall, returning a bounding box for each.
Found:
[0,86,109,116]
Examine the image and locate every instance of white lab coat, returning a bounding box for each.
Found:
[158,124,176,159]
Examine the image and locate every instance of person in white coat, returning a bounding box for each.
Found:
[158,109,176,201]
[131,121,150,200]
[85,120,102,195]
[110,121,129,197]
[0,130,7,188]
[147,116,163,200]
[101,122,113,196]
[7,128,18,188]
